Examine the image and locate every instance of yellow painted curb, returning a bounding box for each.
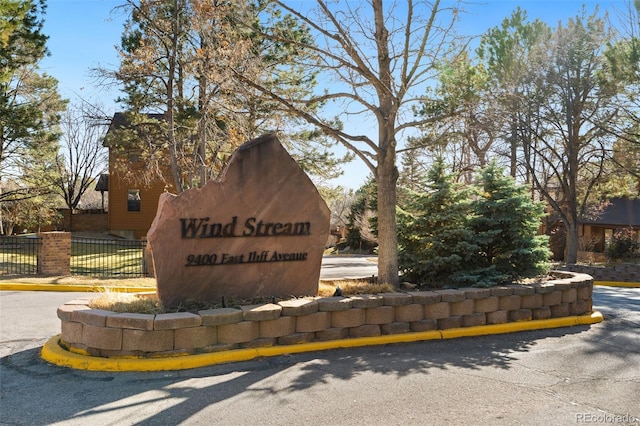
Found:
[440,311,603,339]
[594,281,640,288]
[0,283,154,293]
[40,311,604,372]
[4,281,638,292]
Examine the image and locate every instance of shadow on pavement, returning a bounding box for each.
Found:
[1,324,594,425]
[586,287,640,361]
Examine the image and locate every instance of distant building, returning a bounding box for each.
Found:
[578,197,640,262]
[102,112,173,239]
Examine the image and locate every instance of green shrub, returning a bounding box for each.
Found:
[398,158,479,287]
[398,160,551,288]
[467,162,551,286]
[606,227,639,261]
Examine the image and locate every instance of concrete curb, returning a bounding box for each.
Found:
[0,283,154,293]
[40,311,604,372]
[594,281,640,288]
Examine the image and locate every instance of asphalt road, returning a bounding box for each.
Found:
[319,255,378,280]
[0,286,638,426]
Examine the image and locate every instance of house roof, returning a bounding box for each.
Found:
[105,112,166,146]
[109,112,165,131]
[95,173,109,192]
[581,197,640,227]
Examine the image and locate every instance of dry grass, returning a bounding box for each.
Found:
[318,279,395,297]
[83,279,396,314]
[88,290,163,314]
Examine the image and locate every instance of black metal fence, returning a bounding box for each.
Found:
[71,237,149,277]
[0,236,41,274]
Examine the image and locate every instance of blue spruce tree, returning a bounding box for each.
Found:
[398,158,479,287]
[463,161,551,286]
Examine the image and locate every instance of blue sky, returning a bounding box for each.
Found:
[39,0,626,189]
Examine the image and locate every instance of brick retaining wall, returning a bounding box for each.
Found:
[560,263,640,282]
[57,271,594,358]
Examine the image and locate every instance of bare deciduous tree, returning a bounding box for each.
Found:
[53,102,107,228]
[233,0,465,285]
[524,10,619,263]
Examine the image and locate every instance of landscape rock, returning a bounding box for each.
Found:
[147,134,330,309]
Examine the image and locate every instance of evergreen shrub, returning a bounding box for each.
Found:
[398,160,551,288]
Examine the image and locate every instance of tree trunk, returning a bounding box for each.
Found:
[197,36,208,187]
[376,145,399,286]
[564,194,580,264]
[565,108,580,264]
[565,221,579,264]
[372,0,399,287]
[167,0,183,193]
[509,114,518,178]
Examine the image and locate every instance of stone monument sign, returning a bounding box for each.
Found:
[147,134,331,308]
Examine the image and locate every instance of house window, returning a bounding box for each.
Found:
[127,189,141,212]
[604,228,613,249]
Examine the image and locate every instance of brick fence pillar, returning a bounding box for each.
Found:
[37,232,71,275]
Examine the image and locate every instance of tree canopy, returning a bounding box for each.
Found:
[104,0,347,194]
[0,0,66,232]
[403,5,638,264]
